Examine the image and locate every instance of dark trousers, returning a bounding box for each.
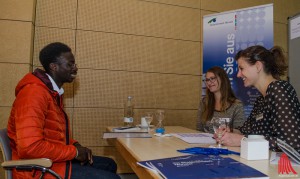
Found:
[71,156,121,179]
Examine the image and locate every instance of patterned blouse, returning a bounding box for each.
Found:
[240,80,300,153]
[197,97,246,134]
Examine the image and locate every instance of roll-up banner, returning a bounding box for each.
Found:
[202,4,273,117]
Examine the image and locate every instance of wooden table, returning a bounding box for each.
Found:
[108,126,300,179]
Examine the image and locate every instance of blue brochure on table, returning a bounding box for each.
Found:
[137,154,268,179]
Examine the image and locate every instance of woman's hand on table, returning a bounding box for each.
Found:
[219,132,244,147]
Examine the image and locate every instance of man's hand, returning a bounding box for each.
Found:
[74,143,93,165]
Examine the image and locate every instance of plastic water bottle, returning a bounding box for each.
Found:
[124,96,134,127]
[155,110,165,134]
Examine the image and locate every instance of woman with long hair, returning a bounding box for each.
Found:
[197,66,245,133]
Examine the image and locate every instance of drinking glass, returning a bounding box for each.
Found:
[211,117,231,148]
[144,112,154,133]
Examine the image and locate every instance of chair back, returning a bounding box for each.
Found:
[0,128,12,179]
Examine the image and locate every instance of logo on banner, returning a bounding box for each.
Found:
[207,17,234,27]
[208,18,216,24]
[278,153,298,177]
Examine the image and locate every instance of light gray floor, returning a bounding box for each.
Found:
[119,173,139,179]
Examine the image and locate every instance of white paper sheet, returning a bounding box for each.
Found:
[290,15,300,40]
[103,132,151,138]
[171,133,216,144]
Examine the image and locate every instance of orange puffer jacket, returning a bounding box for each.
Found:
[7,69,77,179]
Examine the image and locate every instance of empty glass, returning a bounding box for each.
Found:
[211,117,231,148]
[144,112,154,133]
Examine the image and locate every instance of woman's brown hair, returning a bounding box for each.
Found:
[235,45,288,80]
[202,66,238,122]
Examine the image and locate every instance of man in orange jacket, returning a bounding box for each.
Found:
[7,42,120,179]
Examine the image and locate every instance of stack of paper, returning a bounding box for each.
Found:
[137,155,269,179]
[112,127,146,132]
[277,138,300,165]
[171,133,216,144]
[103,132,151,139]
